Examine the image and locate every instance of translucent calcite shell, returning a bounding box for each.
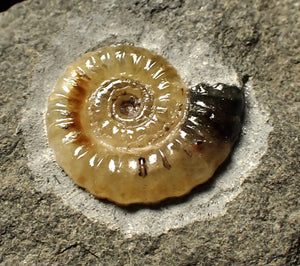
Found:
[46,45,244,205]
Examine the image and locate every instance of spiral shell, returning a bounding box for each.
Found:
[46,45,244,205]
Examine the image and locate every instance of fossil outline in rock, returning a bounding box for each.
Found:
[46,44,244,205]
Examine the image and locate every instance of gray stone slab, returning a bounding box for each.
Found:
[1,0,299,264]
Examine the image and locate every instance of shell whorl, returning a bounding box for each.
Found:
[46,45,244,205]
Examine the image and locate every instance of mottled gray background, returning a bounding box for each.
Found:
[0,0,299,265]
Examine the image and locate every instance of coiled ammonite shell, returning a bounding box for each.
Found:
[46,45,244,205]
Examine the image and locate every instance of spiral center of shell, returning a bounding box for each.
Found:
[107,79,150,122]
[87,76,185,150]
[116,94,140,117]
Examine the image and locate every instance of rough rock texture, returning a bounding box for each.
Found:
[0,0,299,265]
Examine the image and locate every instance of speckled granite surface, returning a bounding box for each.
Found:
[0,0,299,264]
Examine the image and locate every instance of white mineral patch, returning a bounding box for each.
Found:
[22,10,272,237]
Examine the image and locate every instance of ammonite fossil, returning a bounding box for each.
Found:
[46,44,244,205]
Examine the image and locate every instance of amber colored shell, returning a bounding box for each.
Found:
[46,44,244,205]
